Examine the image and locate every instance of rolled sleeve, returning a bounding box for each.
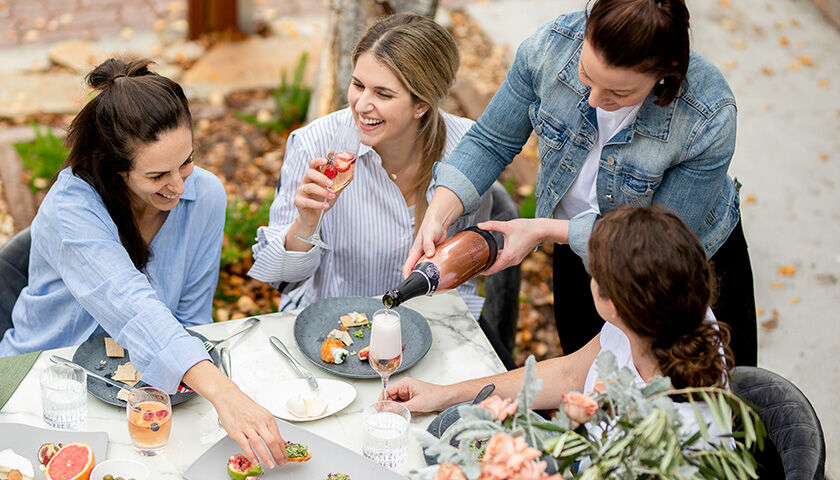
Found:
[568,212,597,270]
[248,132,323,284]
[138,332,209,394]
[433,162,482,215]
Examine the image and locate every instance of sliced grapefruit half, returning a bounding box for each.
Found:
[44,441,95,480]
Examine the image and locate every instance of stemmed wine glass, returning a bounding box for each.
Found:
[369,308,403,399]
[294,124,362,250]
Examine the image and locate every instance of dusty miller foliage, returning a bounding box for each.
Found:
[412,353,765,480]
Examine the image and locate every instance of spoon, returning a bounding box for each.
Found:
[472,383,496,405]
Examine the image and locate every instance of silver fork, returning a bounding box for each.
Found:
[203,317,259,352]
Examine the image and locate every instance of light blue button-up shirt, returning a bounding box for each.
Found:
[0,166,226,393]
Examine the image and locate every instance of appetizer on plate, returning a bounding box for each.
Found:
[226,454,261,480]
[320,338,348,364]
[285,442,311,462]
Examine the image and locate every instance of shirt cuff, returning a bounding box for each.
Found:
[433,162,482,215]
[248,224,322,284]
[568,212,597,272]
[140,334,210,394]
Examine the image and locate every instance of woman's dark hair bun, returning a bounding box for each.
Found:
[86,58,155,90]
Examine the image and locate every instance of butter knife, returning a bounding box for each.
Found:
[269,336,319,391]
[51,355,137,394]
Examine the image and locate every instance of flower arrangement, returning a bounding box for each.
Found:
[414,352,765,480]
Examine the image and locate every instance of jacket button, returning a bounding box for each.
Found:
[607,156,615,165]
[534,124,542,135]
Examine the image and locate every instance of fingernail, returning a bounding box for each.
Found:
[326,180,333,187]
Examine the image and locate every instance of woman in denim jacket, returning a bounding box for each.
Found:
[404,0,757,366]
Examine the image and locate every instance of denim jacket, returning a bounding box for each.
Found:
[435,12,740,266]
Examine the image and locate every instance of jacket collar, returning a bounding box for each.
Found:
[555,42,678,142]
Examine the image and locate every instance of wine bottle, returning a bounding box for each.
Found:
[383,227,498,308]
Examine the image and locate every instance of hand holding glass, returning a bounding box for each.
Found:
[369,308,403,399]
[294,124,362,250]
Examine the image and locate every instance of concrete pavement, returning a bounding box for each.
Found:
[465,0,840,476]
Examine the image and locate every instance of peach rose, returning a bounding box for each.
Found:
[561,392,598,428]
[435,463,467,480]
[478,395,519,422]
[590,378,607,395]
[477,432,552,480]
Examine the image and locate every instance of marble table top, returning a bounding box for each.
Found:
[0,290,506,479]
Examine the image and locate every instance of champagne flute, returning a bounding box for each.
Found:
[369,308,403,399]
[294,124,362,250]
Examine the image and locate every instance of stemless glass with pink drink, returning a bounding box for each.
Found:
[126,386,172,456]
[369,308,403,399]
[294,124,361,250]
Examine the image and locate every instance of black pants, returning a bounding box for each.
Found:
[552,220,758,367]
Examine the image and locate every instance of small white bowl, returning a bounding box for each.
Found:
[89,459,149,480]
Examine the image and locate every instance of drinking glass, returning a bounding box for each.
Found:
[40,363,87,429]
[369,308,402,399]
[294,124,362,250]
[362,399,410,469]
[126,386,172,456]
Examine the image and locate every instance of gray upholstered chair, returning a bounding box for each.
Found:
[730,366,825,479]
[0,227,30,336]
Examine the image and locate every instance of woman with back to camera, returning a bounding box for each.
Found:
[389,206,733,445]
[248,14,515,367]
[0,59,287,468]
[404,0,757,366]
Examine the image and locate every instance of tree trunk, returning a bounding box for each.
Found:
[187,0,240,40]
[308,0,439,119]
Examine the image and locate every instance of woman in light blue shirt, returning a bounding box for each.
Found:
[0,59,287,468]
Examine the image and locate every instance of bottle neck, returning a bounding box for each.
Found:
[382,261,439,308]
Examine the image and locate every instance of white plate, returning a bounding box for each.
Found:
[255,379,356,422]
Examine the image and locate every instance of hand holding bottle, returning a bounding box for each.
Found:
[403,188,465,279]
[476,218,571,275]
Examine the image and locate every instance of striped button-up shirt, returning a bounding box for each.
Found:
[248,108,492,319]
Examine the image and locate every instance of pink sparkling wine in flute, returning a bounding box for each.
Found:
[321,151,357,192]
[370,309,402,395]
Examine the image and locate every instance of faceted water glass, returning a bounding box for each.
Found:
[40,363,87,429]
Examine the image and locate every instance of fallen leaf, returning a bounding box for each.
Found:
[819,153,829,162]
[774,21,784,30]
[719,0,732,6]
[761,318,778,331]
[777,265,797,276]
[215,308,230,322]
[771,281,785,289]
[790,18,800,27]
[798,54,813,66]
[745,195,757,204]
[733,40,746,49]
[761,66,774,75]
[818,79,829,89]
[237,295,259,312]
[723,60,738,69]
[816,274,837,285]
[760,105,771,113]
[778,36,789,47]
[756,307,764,316]
[787,60,802,71]
[752,25,765,35]
[789,297,800,305]
[720,18,736,31]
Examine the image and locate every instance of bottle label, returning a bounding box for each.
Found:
[411,262,440,295]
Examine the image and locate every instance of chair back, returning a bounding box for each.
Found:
[0,227,30,336]
[730,366,825,480]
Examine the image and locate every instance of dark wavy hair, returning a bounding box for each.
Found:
[585,0,690,106]
[64,58,191,270]
[588,206,733,389]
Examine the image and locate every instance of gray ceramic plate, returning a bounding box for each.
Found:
[71,330,219,407]
[0,423,108,480]
[424,402,469,466]
[184,418,406,479]
[293,296,432,379]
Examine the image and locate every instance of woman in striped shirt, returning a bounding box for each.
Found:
[249,15,497,333]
